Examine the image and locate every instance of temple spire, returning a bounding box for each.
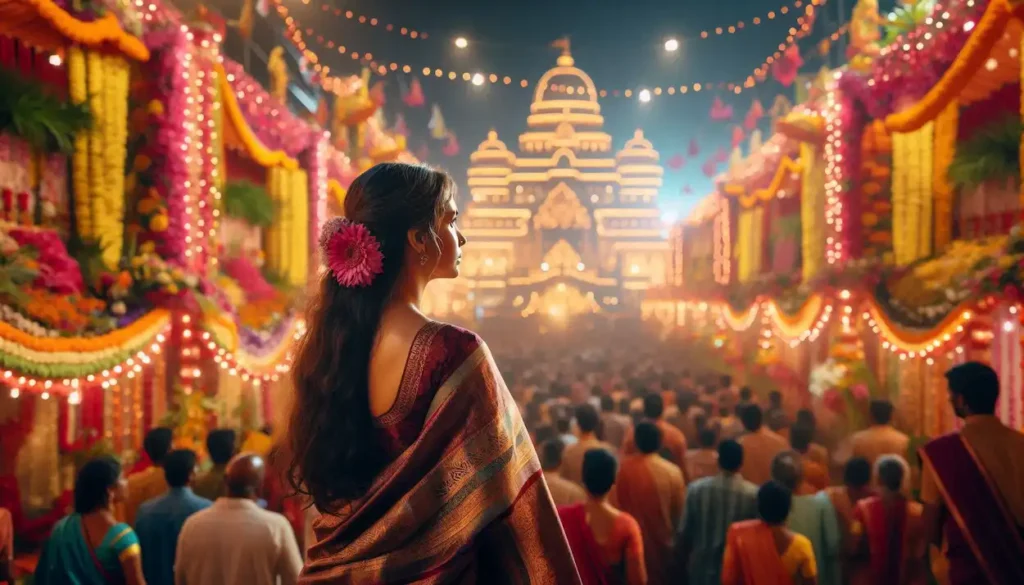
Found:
[551,37,574,66]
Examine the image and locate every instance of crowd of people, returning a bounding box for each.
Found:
[497,337,1024,585]
[14,157,1024,584]
[15,335,1024,585]
[31,427,304,585]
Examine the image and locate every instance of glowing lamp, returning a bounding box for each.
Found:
[638,89,652,103]
[471,73,485,86]
[455,37,468,49]
[664,38,679,52]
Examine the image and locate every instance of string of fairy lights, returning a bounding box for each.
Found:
[295,0,816,48]
[273,0,844,100]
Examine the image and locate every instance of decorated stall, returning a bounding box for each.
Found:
[0,0,428,548]
[647,0,1024,441]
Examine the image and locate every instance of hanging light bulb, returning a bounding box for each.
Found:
[638,89,652,103]
[664,38,680,52]
[454,37,468,49]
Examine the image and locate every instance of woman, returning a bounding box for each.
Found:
[823,458,874,585]
[558,449,647,585]
[722,481,818,585]
[850,456,926,585]
[35,457,145,585]
[287,163,580,584]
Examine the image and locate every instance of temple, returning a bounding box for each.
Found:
[456,50,668,322]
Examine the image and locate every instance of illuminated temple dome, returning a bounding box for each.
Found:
[448,50,668,323]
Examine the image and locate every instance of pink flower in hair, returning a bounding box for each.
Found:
[320,217,384,287]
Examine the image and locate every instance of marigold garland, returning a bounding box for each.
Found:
[0,0,149,62]
[0,309,167,352]
[730,157,802,209]
[892,122,935,265]
[68,45,90,237]
[217,63,299,170]
[800,143,825,281]
[933,101,958,252]
[85,50,104,248]
[884,0,1015,132]
[765,294,825,339]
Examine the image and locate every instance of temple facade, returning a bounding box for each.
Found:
[455,50,668,322]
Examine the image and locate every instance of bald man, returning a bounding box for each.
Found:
[174,454,302,585]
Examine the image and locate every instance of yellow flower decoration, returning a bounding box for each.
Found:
[149,213,169,232]
[146,99,164,116]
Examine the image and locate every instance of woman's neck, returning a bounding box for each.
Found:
[84,507,116,522]
[392,267,427,308]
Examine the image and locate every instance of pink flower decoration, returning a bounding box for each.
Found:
[851,383,869,401]
[320,217,384,287]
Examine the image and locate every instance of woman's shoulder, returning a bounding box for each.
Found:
[430,322,483,351]
[105,523,138,547]
[788,532,814,556]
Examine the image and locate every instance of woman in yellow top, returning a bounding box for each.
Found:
[722,481,818,585]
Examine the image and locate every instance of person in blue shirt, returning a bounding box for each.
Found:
[134,449,211,585]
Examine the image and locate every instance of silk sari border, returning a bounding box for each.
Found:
[918,438,1022,585]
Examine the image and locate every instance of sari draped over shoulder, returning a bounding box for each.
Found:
[558,505,610,585]
[919,434,1024,585]
[852,496,925,585]
[301,323,582,585]
[721,520,791,585]
[34,515,139,585]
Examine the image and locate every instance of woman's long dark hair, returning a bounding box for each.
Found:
[74,456,121,514]
[286,163,454,512]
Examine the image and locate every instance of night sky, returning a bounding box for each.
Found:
[274,0,899,218]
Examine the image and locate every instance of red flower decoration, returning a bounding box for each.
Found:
[320,217,384,288]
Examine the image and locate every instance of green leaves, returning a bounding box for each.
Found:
[222,180,275,227]
[947,116,1022,191]
[0,66,92,154]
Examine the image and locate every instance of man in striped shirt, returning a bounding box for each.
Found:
[673,439,758,585]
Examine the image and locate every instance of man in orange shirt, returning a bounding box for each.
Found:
[737,405,789,486]
[849,399,909,468]
[562,404,616,485]
[123,427,173,526]
[791,423,829,494]
[622,393,688,474]
[616,422,686,585]
[540,439,587,507]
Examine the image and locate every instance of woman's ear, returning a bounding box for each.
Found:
[406,228,425,254]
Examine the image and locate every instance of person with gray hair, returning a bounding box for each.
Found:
[771,451,842,585]
[848,454,926,585]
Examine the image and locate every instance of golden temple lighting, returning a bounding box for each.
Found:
[440,49,669,321]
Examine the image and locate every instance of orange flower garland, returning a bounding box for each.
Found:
[0,0,149,61]
[0,309,169,353]
[884,0,1015,132]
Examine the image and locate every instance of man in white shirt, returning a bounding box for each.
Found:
[175,453,302,585]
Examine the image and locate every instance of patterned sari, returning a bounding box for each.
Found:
[919,434,1024,585]
[34,515,140,585]
[301,323,581,584]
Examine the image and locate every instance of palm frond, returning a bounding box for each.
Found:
[0,66,92,154]
[947,116,1022,191]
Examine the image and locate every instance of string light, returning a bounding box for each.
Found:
[2,330,169,400]
[823,71,844,265]
[273,1,530,92]
[302,0,429,39]
[200,321,306,383]
[549,8,841,99]
[301,0,814,49]
[455,37,468,49]
[276,0,835,99]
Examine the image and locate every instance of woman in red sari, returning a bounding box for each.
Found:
[286,163,580,584]
[850,456,926,585]
[558,449,647,585]
[722,481,818,585]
